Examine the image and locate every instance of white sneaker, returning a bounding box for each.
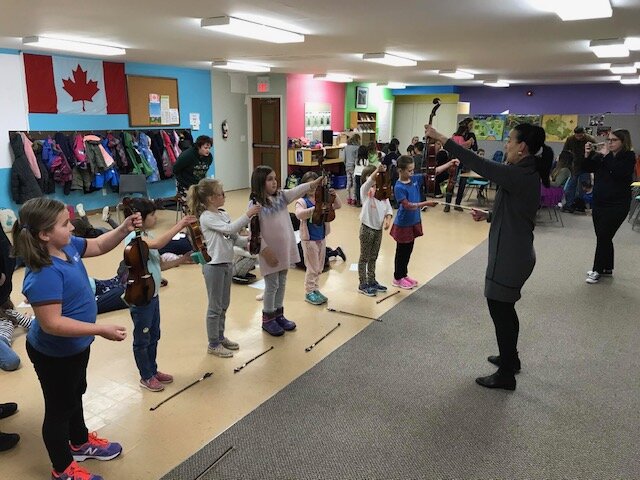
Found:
[76,203,85,217]
[102,206,110,222]
[207,343,234,357]
[585,271,600,284]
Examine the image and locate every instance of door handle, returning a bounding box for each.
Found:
[252,143,280,149]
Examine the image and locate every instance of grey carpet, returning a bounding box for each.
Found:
[162,212,640,480]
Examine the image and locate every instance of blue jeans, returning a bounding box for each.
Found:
[96,285,128,314]
[564,172,591,207]
[130,295,161,381]
[0,338,20,371]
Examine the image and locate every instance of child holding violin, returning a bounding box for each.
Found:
[12,197,141,480]
[250,165,324,336]
[358,164,393,296]
[295,171,342,305]
[391,155,459,289]
[186,178,261,357]
[122,198,196,392]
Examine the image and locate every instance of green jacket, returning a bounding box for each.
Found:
[173,146,213,188]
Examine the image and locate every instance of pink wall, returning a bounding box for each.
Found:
[286,74,345,138]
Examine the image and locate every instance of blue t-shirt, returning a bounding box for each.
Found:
[24,236,97,357]
[393,174,424,227]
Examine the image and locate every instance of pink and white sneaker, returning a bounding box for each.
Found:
[405,276,419,287]
[392,277,414,290]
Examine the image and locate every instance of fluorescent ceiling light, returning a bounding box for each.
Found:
[438,69,474,80]
[378,82,406,89]
[484,80,510,88]
[212,60,270,73]
[589,39,629,58]
[22,36,125,56]
[556,0,612,21]
[313,74,353,83]
[363,53,417,67]
[609,63,637,74]
[201,16,304,43]
[625,37,640,50]
[620,74,640,85]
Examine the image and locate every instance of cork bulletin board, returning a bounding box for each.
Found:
[126,75,180,127]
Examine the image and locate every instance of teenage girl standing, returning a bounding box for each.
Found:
[13,197,141,480]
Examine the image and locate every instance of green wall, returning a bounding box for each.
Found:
[344,82,394,135]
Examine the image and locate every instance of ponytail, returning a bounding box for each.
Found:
[537,144,554,187]
[186,178,221,217]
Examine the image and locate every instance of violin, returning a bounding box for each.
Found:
[374,164,392,201]
[122,197,155,306]
[248,194,261,255]
[423,98,442,196]
[186,221,211,264]
[311,156,336,226]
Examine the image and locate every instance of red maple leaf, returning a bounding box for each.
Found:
[62,65,100,112]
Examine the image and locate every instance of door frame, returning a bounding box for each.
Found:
[246,95,286,186]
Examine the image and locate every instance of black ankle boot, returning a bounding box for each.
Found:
[475,370,516,391]
[487,355,521,373]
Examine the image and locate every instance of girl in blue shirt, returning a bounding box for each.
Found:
[391,155,458,289]
[13,197,141,480]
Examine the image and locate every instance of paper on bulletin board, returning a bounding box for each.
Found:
[189,112,200,130]
[149,93,161,124]
[169,108,179,124]
[160,95,171,124]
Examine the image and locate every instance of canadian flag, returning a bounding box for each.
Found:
[23,53,128,114]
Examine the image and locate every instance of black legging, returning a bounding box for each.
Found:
[591,204,629,273]
[455,177,468,205]
[394,241,414,280]
[487,298,519,373]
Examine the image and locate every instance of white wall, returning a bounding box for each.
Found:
[393,101,458,148]
[211,71,250,191]
[0,53,29,168]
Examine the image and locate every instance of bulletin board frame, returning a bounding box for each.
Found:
[126,75,180,127]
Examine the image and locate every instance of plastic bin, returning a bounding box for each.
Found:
[332,175,347,189]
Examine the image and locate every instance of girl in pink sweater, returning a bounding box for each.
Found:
[250,166,323,336]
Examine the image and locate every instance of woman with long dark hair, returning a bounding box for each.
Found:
[583,129,636,284]
[425,123,553,391]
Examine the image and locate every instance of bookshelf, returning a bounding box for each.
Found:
[349,111,377,144]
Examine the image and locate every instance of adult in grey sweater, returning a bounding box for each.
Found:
[426,123,553,391]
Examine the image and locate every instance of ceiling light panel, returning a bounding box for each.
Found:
[363,53,417,67]
[484,80,510,88]
[529,0,612,21]
[589,39,629,58]
[22,36,125,56]
[378,82,406,89]
[212,60,270,73]
[201,16,304,43]
[313,74,353,83]
[620,74,640,85]
[609,63,637,74]
[625,37,640,50]
[438,69,474,80]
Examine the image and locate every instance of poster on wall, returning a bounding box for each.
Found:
[541,114,578,142]
[503,115,542,140]
[304,102,331,140]
[472,114,506,140]
[149,93,161,124]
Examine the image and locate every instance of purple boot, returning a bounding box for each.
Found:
[262,311,284,336]
[274,307,296,331]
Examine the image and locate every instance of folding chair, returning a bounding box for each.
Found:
[539,184,564,227]
[117,174,149,221]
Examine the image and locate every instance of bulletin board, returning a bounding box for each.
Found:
[126,75,180,127]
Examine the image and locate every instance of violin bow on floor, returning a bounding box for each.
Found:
[434,201,489,214]
[149,372,213,411]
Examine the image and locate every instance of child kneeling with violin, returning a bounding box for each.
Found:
[122,198,196,392]
[295,172,342,305]
[187,179,261,357]
[358,164,394,296]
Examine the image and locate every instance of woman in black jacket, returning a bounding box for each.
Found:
[583,129,636,284]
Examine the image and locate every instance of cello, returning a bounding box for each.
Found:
[311,156,336,225]
[122,197,155,306]
[423,98,442,196]
[248,193,261,255]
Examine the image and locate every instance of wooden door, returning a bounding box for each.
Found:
[252,98,282,181]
